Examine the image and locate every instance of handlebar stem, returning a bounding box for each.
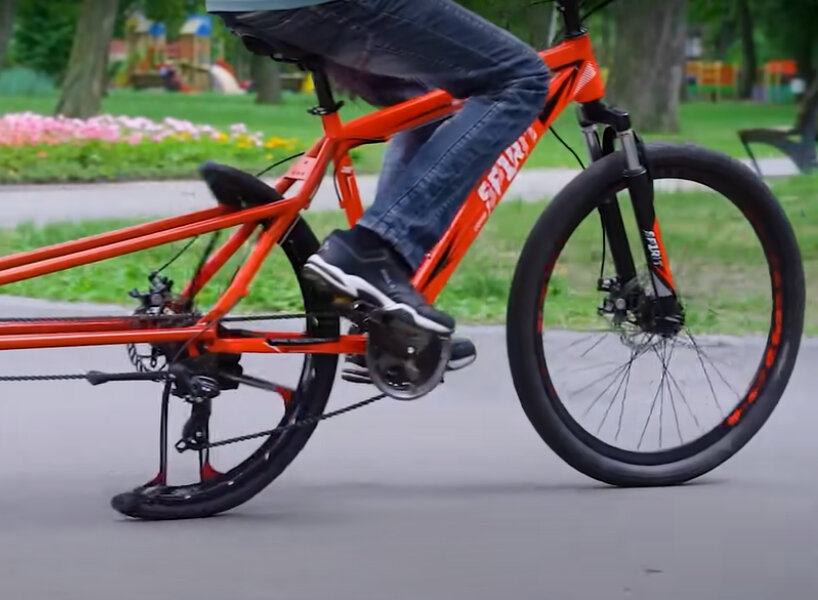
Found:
[557,0,586,39]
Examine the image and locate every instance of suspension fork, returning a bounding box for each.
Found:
[580,121,638,287]
[578,101,682,323]
[618,129,679,302]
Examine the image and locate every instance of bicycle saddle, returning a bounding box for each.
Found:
[240,34,322,68]
[199,162,284,210]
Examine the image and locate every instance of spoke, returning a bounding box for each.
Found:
[614,348,635,442]
[637,347,667,450]
[565,360,625,376]
[581,359,632,419]
[658,341,667,449]
[575,358,633,403]
[685,329,739,416]
[659,340,684,445]
[666,340,702,431]
[579,333,610,358]
[561,330,609,350]
[571,337,654,398]
[598,347,635,435]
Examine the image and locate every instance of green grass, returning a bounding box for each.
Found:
[0,90,799,180]
[0,175,815,335]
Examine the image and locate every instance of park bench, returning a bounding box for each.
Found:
[738,77,818,175]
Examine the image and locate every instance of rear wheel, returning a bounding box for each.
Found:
[112,218,340,520]
[507,143,805,486]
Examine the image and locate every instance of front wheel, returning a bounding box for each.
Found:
[507,143,805,486]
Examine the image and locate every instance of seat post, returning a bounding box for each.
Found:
[306,63,344,116]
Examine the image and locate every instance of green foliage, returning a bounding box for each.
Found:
[0,67,55,96]
[144,0,205,40]
[753,0,817,77]
[689,0,817,70]
[11,0,79,81]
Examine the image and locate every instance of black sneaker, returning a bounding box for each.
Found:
[303,228,455,334]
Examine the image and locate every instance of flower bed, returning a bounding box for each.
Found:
[0,112,301,183]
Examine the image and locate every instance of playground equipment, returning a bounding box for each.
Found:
[176,16,214,92]
[120,13,168,90]
[112,12,242,94]
[757,60,798,104]
[211,60,244,94]
[686,61,738,101]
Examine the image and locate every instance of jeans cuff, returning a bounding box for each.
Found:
[356,218,424,271]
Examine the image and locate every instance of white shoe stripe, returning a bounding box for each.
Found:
[305,255,453,334]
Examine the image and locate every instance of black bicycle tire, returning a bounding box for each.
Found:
[111,218,340,519]
[507,142,805,486]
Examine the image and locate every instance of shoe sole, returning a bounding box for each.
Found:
[303,255,453,335]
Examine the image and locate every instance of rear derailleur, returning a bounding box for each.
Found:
[169,353,244,453]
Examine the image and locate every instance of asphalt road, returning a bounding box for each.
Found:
[0,296,815,600]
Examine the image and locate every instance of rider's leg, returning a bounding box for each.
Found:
[217,0,550,332]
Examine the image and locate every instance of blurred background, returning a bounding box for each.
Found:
[0,0,815,183]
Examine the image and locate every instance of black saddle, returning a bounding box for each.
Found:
[240,34,322,69]
[199,162,284,210]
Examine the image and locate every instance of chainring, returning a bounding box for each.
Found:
[364,312,452,401]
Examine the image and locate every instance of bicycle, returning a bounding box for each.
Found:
[0,0,804,520]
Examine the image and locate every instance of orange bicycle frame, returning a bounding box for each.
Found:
[0,34,607,355]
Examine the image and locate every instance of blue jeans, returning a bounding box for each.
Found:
[219,0,550,269]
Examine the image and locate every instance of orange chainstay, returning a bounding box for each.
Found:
[0,35,606,353]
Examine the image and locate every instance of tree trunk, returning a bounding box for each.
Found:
[607,0,688,132]
[736,0,757,100]
[0,0,17,70]
[55,0,118,119]
[252,54,282,105]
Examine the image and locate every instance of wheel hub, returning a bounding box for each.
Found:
[599,276,685,341]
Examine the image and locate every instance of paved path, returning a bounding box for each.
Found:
[0,296,815,600]
[0,158,798,227]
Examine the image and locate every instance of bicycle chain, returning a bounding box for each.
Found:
[197,392,387,450]
[0,311,385,448]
